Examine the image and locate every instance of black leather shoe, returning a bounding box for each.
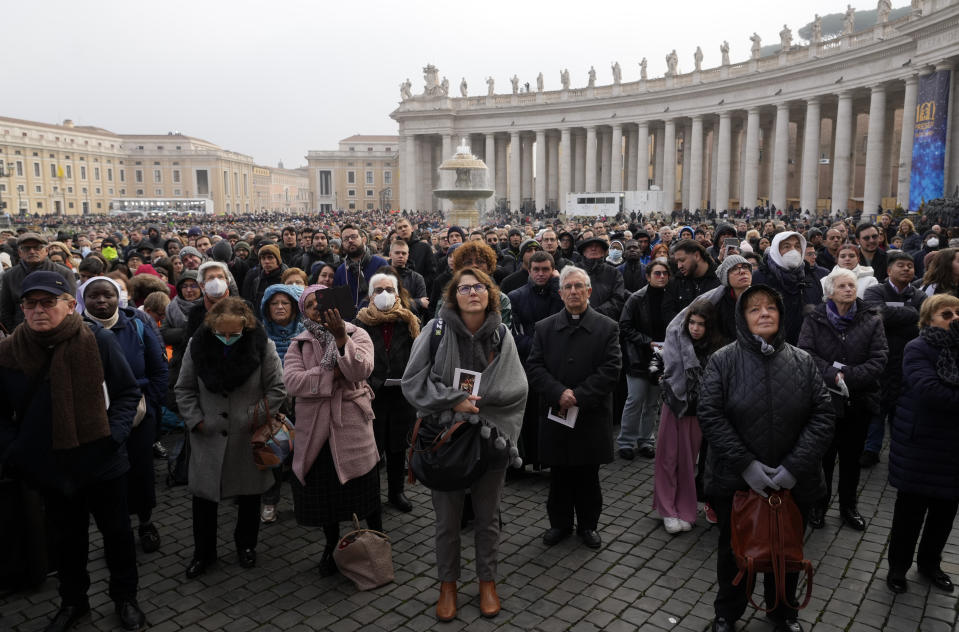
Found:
[318,550,337,577]
[185,557,214,579]
[152,441,168,459]
[637,445,656,459]
[886,574,908,594]
[238,547,256,569]
[579,529,602,549]
[808,507,825,529]
[115,599,146,631]
[542,527,572,546]
[711,616,736,632]
[618,447,635,460]
[139,523,160,553]
[44,604,90,632]
[840,507,866,531]
[918,566,955,592]
[389,492,413,513]
[767,615,803,632]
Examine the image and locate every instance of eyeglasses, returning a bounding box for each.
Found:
[373,287,396,295]
[561,282,588,291]
[342,234,361,242]
[19,244,44,252]
[731,264,752,273]
[21,297,68,310]
[650,270,669,277]
[938,310,957,320]
[860,234,879,241]
[456,283,488,295]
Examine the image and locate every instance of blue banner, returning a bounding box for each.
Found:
[909,70,951,210]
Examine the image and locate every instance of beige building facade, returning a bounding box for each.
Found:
[0,116,254,215]
[306,135,400,212]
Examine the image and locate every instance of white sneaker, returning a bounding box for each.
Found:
[260,504,277,523]
[663,517,682,534]
[678,519,693,531]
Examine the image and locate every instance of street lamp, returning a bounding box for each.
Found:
[0,161,14,215]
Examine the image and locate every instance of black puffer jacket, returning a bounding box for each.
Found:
[619,285,668,378]
[862,281,925,406]
[751,261,823,345]
[797,300,888,415]
[583,258,626,321]
[698,285,835,505]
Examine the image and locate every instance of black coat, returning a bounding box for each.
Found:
[859,248,888,283]
[354,318,415,392]
[797,300,888,415]
[583,260,627,321]
[279,245,304,269]
[889,335,959,499]
[526,307,621,466]
[697,286,835,505]
[619,285,668,377]
[241,264,287,321]
[862,281,925,405]
[500,268,529,295]
[406,237,436,291]
[508,277,564,362]
[663,262,721,323]
[618,259,647,293]
[0,259,78,331]
[751,261,823,345]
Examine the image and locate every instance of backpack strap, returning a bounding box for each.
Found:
[133,317,144,346]
[429,318,445,358]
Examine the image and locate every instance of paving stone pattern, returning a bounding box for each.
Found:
[1,436,956,632]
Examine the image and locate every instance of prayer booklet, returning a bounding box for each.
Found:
[548,406,578,429]
[452,368,482,396]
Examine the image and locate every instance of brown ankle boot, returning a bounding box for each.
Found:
[436,581,457,622]
[479,580,500,618]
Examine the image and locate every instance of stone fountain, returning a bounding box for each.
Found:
[433,138,493,228]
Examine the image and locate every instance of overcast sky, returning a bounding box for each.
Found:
[4,0,899,168]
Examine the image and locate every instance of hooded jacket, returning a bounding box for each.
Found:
[751,231,823,345]
[707,223,738,261]
[821,264,878,298]
[260,284,305,363]
[697,285,835,505]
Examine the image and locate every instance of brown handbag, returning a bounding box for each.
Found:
[333,514,394,591]
[730,489,814,612]
[249,399,295,471]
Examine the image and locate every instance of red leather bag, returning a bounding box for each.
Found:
[730,489,814,612]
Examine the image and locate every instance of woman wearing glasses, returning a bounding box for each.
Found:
[402,267,527,622]
[887,294,959,594]
[355,272,421,512]
[283,284,379,578]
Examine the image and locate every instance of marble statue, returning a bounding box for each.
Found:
[511,74,519,94]
[536,72,544,92]
[588,66,596,87]
[693,47,703,72]
[877,0,892,23]
[780,24,792,51]
[750,33,762,60]
[611,61,622,84]
[666,50,679,76]
[640,58,648,80]
[560,68,570,89]
[812,14,823,42]
[459,77,468,98]
[720,41,730,66]
[843,5,855,35]
[440,76,449,96]
[423,64,440,95]
[400,78,412,101]
[486,76,495,96]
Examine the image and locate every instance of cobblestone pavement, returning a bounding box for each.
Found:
[2,435,957,632]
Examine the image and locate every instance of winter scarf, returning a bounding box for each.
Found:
[919,322,959,386]
[298,284,339,370]
[189,323,268,395]
[0,312,109,449]
[825,299,857,333]
[355,296,420,340]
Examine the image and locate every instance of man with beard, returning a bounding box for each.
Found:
[394,218,435,290]
[333,225,388,309]
[576,236,626,321]
[619,240,647,293]
[279,226,304,269]
[299,230,340,277]
[663,239,720,323]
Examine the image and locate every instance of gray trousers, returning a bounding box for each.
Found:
[431,466,506,582]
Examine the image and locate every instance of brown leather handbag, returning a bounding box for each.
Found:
[730,490,814,612]
[249,399,295,471]
[333,514,394,591]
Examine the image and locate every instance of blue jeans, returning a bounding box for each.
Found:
[617,374,661,450]
[864,408,890,454]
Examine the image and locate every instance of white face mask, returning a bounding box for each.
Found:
[927,237,939,249]
[119,290,129,308]
[373,291,396,311]
[780,249,803,270]
[204,277,228,298]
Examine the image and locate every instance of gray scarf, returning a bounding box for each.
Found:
[302,317,339,370]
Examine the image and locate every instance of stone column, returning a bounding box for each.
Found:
[689,116,704,211]
[559,128,572,211]
[743,108,761,209]
[863,85,887,218]
[800,97,822,213]
[709,127,719,207]
[442,134,455,213]
[654,127,665,188]
[898,76,919,208]
[575,131,586,192]
[495,137,508,204]
[585,126,598,191]
[636,122,650,191]
[547,133,559,205]
[610,124,623,191]
[663,119,676,213]
[522,135,534,202]
[717,112,732,211]
[681,123,692,209]
[535,130,547,212]
[510,131,521,213]
[626,127,638,190]
[403,134,418,211]
[771,104,790,210]
[831,92,854,215]
[485,134,496,208]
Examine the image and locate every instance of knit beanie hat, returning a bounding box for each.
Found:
[447,226,466,241]
[233,241,251,254]
[179,246,202,260]
[715,254,749,287]
[259,244,282,262]
[210,239,233,263]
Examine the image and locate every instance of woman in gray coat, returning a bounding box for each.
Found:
[175,297,287,580]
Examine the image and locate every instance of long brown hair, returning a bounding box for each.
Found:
[443,267,501,314]
[922,248,959,294]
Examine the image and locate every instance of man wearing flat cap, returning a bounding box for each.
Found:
[0,232,77,331]
[0,271,145,631]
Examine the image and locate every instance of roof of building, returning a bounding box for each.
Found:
[120,133,214,145]
[0,116,120,137]
[340,135,400,143]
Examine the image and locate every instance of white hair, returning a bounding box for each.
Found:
[559,265,591,289]
[821,267,857,298]
[368,272,398,297]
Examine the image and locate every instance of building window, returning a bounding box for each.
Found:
[173,169,180,183]
[33,163,40,177]
[319,170,332,196]
[347,189,356,198]
[385,147,391,152]
[174,189,181,196]
[223,170,229,194]
[119,169,125,182]
[384,171,392,185]
[68,202,74,209]
[135,169,143,183]
[65,165,72,179]
[155,188,163,196]
[35,185,42,193]
[366,171,374,185]
[36,202,42,209]
[16,161,23,176]
[136,189,144,196]
[108,188,114,195]
[153,169,161,183]
[367,147,373,152]
[95,188,100,194]
[366,162,373,167]
[320,203,332,212]
[80,166,86,180]
[348,202,355,209]
[94,167,100,180]
[234,172,238,195]
[366,190,373,197]
[196,169,209,195]
[367,202,374,210]
[67,187,73,193]
[50,164,57,178]
[119,188,126,195]
[243,173,248,195]
[347,171,356,184]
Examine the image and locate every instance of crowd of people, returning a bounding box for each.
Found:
[0,205,958,632]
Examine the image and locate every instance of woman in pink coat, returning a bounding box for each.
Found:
[283,284,380,577]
